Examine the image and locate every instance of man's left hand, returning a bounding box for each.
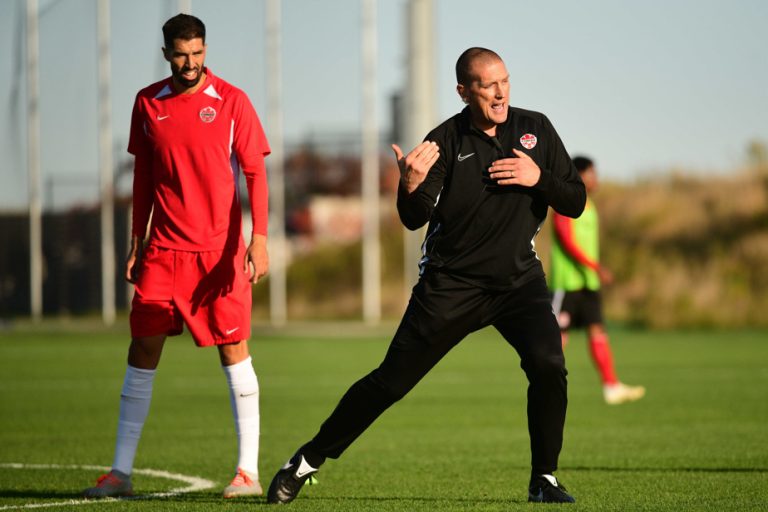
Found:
[598,266,614,286]
[245,234,269,283]
[488,149,541,187]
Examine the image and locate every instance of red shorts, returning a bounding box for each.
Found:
[130,243,252,346]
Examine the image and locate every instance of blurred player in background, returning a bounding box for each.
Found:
[83,14,270,499]
[550,156,645,405]
[267,47,585,505]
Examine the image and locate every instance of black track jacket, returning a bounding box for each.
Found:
[397,106,586,291]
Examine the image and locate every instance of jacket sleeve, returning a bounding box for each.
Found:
[396,133,448,230]
[533,115,586,218]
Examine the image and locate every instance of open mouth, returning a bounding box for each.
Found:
[181,68,198,80]
[491,102,506,114]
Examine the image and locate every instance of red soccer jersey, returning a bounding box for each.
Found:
[128,68,270,251]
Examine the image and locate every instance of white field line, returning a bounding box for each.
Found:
[0,463,217,510]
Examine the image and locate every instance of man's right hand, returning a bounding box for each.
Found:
[391,141,440,194]
[125,236,143,284]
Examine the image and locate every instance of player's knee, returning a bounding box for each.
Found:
[524,352,566,381]
[127,337,165,369]
[217,340,250,366]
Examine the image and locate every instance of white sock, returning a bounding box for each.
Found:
[222,356,260,476]
[112,365,156,476]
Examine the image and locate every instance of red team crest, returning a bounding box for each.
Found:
[199,106,217,123]
[520,133,537,149]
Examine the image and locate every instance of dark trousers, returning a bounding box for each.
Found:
[308,272,567,475]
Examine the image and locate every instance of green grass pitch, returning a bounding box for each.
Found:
[1,323,767,510]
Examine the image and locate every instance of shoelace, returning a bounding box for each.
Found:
[232,469,254,487]
[96,473,121,486]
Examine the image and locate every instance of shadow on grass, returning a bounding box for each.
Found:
[124,493,528,506]
[3,466,766,505]
[0,490,85,499]
[565,466,768,474]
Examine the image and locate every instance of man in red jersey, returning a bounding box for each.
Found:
[83,14,270,499]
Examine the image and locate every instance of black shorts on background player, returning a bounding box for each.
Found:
[560,290,604,328]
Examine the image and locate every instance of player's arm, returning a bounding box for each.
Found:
[126,94,153,284]
[552,212,599,270]
[127,148,153,283]
[243,153,269,283]
[232,93,271,283]
[393,140,445,230]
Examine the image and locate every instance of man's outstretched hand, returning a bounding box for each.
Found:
[392,141,440,194]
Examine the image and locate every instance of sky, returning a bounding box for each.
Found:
[1,0,767,211]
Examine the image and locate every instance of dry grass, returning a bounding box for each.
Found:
[587,166,768,327]
[252,165,768,328]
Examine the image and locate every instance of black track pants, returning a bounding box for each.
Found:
[308,272,567,475]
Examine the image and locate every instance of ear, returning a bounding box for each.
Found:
[162,47,171,62]
[456,84,468,104]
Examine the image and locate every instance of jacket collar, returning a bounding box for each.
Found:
[459,106,512,139]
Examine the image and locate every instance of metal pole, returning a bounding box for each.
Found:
[26,0,42,322]
[266,0,287,326]
[98,0,116,325]
[177,0,192,14]
[403,0,436,299]
[361,0,381,324]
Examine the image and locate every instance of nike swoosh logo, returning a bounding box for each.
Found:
[294,456,318,479]
[157,115,170,120]
[239,391,258,398]
[457,152,475,162]
[225,327,240,335]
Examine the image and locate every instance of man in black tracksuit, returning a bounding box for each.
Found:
[267,47,586,504]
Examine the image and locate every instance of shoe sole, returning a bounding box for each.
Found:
[223,487,263,498]
[83,490,133,499]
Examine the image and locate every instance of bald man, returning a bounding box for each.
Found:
[267,47,585,505]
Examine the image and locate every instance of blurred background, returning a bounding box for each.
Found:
[0,0,766,328]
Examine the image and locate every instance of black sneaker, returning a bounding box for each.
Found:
[267,451,320,504]
[528,474,575,503]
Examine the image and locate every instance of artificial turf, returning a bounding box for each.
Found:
[1,323,766,510]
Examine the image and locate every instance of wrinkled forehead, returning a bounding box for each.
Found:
[468,57,508,84]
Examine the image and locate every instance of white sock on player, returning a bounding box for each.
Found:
[222,356,260,476]
[112,365,156,476]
